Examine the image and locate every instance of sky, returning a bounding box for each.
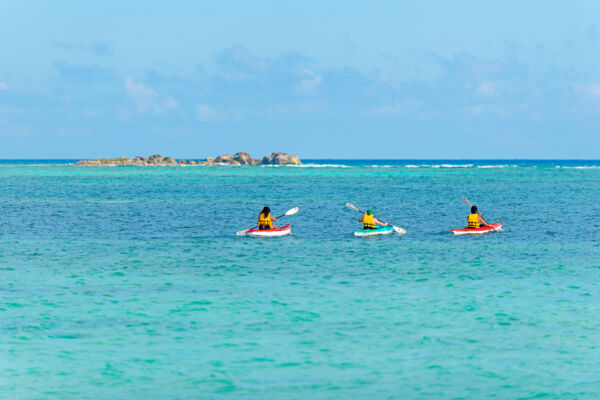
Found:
[1,0,599,159]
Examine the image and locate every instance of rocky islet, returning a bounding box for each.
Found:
[75,152,301,166]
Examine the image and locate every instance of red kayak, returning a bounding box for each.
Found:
[452,222,503,235]
[245,225,292,237]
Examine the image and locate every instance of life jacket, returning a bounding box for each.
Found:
[257,212,272,229]
[467,213,480,228]
[363,213,376,229]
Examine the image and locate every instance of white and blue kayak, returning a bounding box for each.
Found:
[353,226,395,237]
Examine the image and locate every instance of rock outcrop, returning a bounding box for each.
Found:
[213,153,237,164]
[261,152,302,165]
[233,152,261,165]
[200,152,262,165]
[75,152,301,166]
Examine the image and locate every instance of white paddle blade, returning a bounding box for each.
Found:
[345,203,359,212]
[285,207,299,216]
[393,226,406,235]
[236,230,248,236]
[461,196,472,207]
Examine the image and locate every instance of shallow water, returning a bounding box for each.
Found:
[2,161,600,399]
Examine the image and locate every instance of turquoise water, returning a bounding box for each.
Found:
[2,162,600,399]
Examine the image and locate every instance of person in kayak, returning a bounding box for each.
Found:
[467,205,491,228]
[359,209,388,229]
[257,206,277,230]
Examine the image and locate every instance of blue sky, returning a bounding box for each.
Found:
[1,1,599,158]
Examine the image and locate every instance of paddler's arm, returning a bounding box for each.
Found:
[270,216,277,222]
[358,215,364,222]
[374,218,388,226]
[479,214,491,227]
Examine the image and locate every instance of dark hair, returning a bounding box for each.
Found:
[261,206,270,216]
[471,205,478,213]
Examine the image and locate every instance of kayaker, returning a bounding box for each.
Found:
[257,206,277,230]
[467,205,491,228]
[359,209,388,229]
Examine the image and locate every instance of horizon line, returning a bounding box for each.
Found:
[2,158,600,161]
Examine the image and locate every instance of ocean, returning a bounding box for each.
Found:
[2,160,599,399]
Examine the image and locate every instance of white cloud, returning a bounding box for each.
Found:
[213,44,269,81]
[0,125,31,137]
[195,104,223,121]
[296,69,322,95]
[56,126,91,137]
[53,41,113,56]
[0,81,7,90]
[195,105,245,122]
[125,77,155,103]
[0,106,21,123]
[365,98,424,116]
[374,101,403,115]
[477,80,497,97]
[577,82,600,98]
[124,77,178,114]
[82,107,97,118]
[469,105,483,115]
[260,105,289,118]
[161,97,178,111]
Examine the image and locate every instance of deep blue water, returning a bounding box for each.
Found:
[2,161,599,399]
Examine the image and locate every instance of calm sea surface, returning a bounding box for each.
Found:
[2,160,600,399]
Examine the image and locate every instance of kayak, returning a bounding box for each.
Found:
[353,226,394,237]
[452,222,503,236]
[245,225,292,237]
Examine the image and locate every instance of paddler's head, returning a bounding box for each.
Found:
[366,209,373,215]
[261,206,270,216]
[471,205,478,214]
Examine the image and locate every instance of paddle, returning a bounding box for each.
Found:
[236,207,299,236]
[345,203,406,235]
[461,196,472,208]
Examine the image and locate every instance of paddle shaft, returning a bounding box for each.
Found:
[461,196,472,208]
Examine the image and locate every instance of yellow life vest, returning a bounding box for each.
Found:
[363,213,376,229]
[467,213,480,228]
[257,212,272,229]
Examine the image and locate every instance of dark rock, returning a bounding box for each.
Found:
[147,154,163,164]
[214,154,241,164]
[76,152,302,166]
[261,152,302,165]
[233,152,260,165]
